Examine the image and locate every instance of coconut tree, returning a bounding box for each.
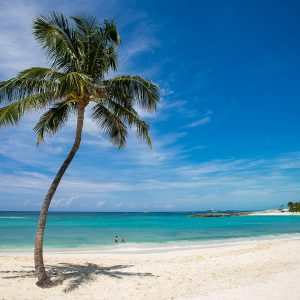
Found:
[0,12,159,287]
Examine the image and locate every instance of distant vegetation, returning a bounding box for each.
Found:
[288,202,300,212]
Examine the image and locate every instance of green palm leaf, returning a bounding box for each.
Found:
[0,76,56,105]
[91,103,128,148]
[0,93,55,127]
[104,75,159,110]
[33,99,76,145]
[33,12,80,71]
[106,100,152,146]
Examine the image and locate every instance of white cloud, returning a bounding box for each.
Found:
[0,172,133,196]
[184,116,211,128]
[0,0,45,78]
[1,152,300,211]
[183,110,213,128]
[165,204,173,209]
[96,200,106,207]
[118,21,159,73]
[52,196,79,208]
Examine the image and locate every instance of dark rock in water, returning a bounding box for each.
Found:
[190,212,249,218]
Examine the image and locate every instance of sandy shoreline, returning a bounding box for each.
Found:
[248,209,300,216]
[1,236,300,300]
[190,209,300,217]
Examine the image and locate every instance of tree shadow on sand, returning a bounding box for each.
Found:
[0,263,156,292]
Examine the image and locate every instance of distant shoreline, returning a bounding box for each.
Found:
[248,209,300,216]
[191,209,300,217]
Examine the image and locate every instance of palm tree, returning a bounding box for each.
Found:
[0,12,159,287]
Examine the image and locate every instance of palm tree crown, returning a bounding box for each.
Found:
[0,12,159,286]
[0,12,159,147]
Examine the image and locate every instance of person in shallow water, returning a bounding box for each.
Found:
[122,237,125,242]
[114,236,118,243]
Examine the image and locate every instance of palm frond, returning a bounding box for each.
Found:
[0,75,56,105]
[33,99,76,145]
[104,75,159,111]
[0,93,55,127]
[102,19,121,45]
[103,45,118,72]
[88,19,120,77]
[18,67,63,80]
[91,103,128,148]
[33,12,79,71]
[71,15,98,37]
[106,100,152,147]
[56,72,93,97]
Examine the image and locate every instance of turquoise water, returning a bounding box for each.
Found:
[1,211,300,251]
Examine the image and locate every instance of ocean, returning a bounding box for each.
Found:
[1,211,300,251]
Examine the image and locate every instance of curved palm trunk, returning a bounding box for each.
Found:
[34,105,85,287]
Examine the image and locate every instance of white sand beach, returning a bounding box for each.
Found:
[1,237,300,300]
[249,209,300,216]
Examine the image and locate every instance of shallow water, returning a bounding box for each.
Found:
[1,211,300,251]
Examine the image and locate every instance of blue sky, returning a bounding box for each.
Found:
[0,0,300,211]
